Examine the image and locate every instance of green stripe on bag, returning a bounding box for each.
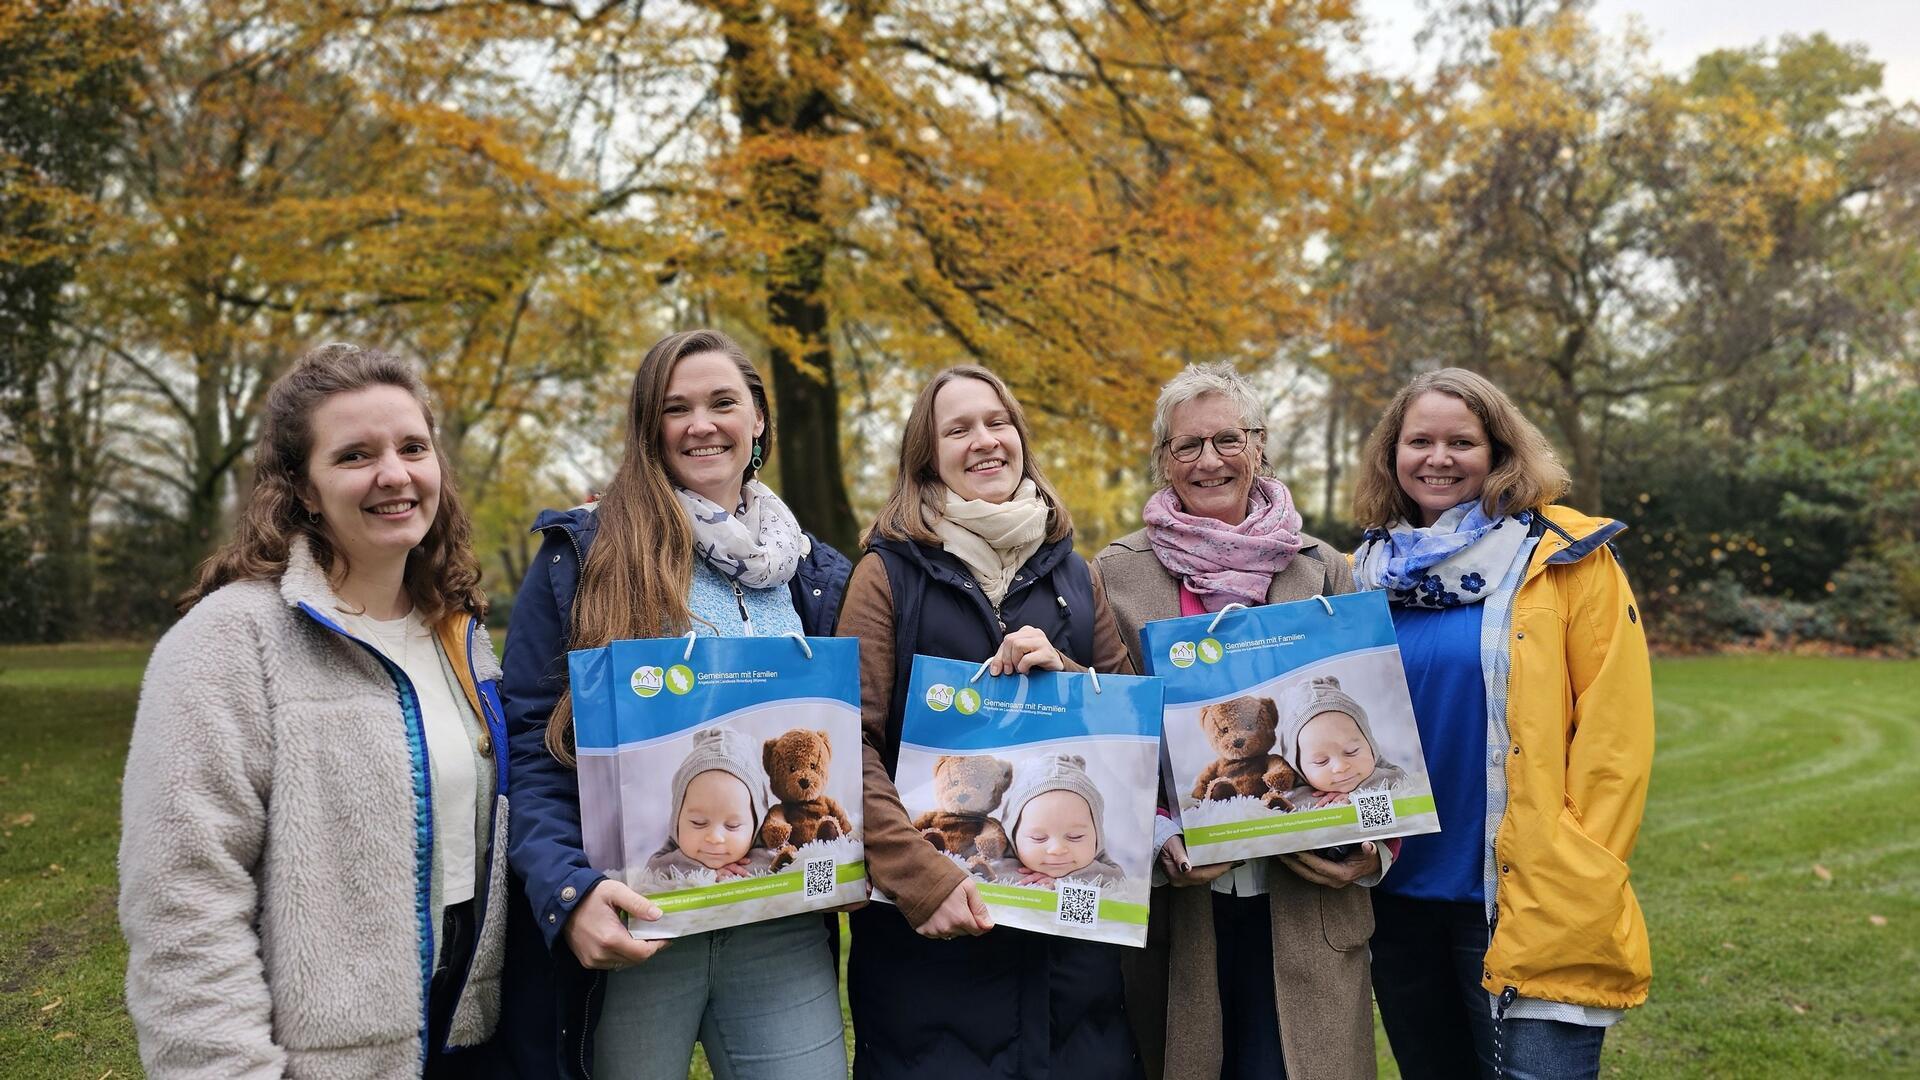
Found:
[1184,794,1438,846]
[648,860,867,913]
[974,882,1150,925]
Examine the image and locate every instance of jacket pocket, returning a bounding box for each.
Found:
[1492,807,1634,986]
[1320,884,1375,952]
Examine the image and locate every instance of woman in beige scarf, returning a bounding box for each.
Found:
[837,365,1143,1079]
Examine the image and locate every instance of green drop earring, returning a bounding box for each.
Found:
[750,439,763,473]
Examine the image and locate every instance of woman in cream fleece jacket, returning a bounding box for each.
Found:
[119,345,510,1079]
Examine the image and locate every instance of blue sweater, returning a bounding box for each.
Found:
[1379,602,1488,903]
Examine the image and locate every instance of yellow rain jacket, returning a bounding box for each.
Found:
[1482,504,1655,1010]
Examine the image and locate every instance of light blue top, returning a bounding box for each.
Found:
[687,558,802,639]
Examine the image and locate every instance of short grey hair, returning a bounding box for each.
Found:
[1149,362,1269,485]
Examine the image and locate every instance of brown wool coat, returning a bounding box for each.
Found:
[1096,527,1377,1080]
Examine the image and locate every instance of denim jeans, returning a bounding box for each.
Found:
[1370,892,1605,1080]
[592,913,846,1080]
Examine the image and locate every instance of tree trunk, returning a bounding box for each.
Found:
[723,5,859,553]
[762,169,857,554]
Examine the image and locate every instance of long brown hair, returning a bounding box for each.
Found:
[545,329,771,764]
[866,365,1073,547]
[179,343,485,621]
[1352,367,1570,529]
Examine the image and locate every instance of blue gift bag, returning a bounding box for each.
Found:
[885,654,1163,947]
[567,634,865,938]
[1139,591,1440,865]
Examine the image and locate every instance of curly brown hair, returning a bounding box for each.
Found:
[178,343,486,621]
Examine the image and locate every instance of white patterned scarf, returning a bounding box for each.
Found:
[935,479,1050,606]
[676,480,810,589]
[1352,503,1533,609]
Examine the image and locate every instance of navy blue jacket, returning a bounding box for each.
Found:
[498,505,851,1079]
[848,535,1143,1080]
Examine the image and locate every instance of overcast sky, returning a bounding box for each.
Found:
[1356,0,1920,104]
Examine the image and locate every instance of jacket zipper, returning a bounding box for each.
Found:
[730,579,755,636]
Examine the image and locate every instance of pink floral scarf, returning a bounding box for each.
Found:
[1144,477,1306,612]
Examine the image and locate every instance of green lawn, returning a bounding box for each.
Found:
[2,647,1913,1078]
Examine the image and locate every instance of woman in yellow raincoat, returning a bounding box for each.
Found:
[1351,368,1654,1080]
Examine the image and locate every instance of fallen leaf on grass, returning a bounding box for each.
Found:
[1869,915,1888,927]
[1698,841,1712,851]
[1730,873,1749,884]
[1812,864,1833,882]
[4,811,33,827]
[52,1032,75,1041]
[1788,1001,1809,1015]
[39,997,63,1013]
[1720,941,1739,950]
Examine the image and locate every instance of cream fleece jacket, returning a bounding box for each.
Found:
[118,539,507,1078]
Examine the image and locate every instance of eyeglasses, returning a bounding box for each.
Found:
[1162,427,1264,463]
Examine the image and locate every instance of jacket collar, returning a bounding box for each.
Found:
[530,502,600,542]
[277,535,497,681]
[1527,505,1627,578]
[279,534,354,622]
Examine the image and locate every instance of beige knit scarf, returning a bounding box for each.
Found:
[935,479,1050,606]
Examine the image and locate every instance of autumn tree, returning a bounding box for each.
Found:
[0,0,134,637]
[436,0,1378,551]
[77,0,615,582]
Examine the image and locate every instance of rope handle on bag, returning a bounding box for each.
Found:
[1207,602,1248,634]
[785,632,813,660]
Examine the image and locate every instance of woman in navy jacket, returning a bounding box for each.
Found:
[497,330,851,1079]
[838,365,1142,1079]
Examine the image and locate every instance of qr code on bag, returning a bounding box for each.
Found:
[803,857,836,899]
[1055,882,1100,928]
[1354,791,1396,830]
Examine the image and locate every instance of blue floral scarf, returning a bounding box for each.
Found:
[1352,504,1533,609]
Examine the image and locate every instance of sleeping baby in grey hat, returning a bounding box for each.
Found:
[984,751,1126,887]
[1277,675,1409,810]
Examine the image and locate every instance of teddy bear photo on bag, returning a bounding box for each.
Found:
[567,635,867,938]
[1142,591,1441,867]
[881,654,1165,947]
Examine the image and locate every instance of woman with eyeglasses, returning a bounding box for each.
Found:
[1095,363,1387,1079]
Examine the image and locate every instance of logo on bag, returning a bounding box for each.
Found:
[925,683,956,711]
[1198,637,1224,664]
[665,664,696,695]
[631,666,665,698]
[954,688,982,715]
[1168,641,1197,669]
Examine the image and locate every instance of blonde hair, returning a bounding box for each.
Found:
[1352,368,1570,528]
[179,344,485,623]
[866,365,1072,547]
[545,329,770,765]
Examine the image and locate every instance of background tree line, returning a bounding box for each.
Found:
[2,0,1915,650]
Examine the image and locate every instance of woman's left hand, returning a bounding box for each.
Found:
[988,626,1064,676]
[1275,841,1381,889]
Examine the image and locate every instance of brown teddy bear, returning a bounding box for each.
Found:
[1192,695,1297,810]
[911,754,1014,873]
[761,728,854,871]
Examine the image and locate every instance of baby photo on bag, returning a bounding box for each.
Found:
[1141,591,1441,866]
[881,654,1164,947]
[568,634,866,938]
